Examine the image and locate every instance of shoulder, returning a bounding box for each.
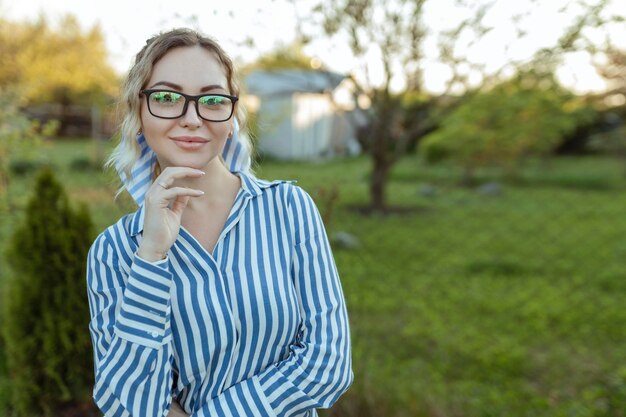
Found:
[242,172,298,201]
[250,175,316,209]
[276,183,325,243]
[244,174,322,236]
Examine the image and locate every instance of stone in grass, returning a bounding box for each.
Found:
[419,184,437,197]
[332,231,361,250]
[477,182,503,196]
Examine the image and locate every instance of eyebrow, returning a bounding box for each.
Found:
[148,81,227,93]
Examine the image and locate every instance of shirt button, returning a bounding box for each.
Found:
[151,331,159,338]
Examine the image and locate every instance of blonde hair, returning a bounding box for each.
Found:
[107,28,252,183]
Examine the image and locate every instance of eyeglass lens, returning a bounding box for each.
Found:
[148,91,234,121]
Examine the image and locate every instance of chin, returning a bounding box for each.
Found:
[164,155,220,170]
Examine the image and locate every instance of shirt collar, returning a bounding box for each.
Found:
[127,171,294,237]
[119,118,251,207]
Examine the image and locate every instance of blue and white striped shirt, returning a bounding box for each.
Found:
[86,172,353,417]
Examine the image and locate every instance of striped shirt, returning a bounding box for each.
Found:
[86,172,353,417]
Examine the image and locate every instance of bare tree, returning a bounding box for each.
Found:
[299,0,615,212]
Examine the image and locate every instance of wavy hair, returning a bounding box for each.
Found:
[106,28,252,184]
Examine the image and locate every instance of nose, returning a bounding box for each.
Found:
[179,100,202,128]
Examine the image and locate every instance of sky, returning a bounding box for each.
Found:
[2,0,624,94]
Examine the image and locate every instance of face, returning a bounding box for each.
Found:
[140,45,234,171]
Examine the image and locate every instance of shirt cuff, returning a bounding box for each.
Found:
[114,254,173,348]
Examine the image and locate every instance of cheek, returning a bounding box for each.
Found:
[141,107,169,138]
[209,121,233,141]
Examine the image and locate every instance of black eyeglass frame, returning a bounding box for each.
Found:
[140,89,239,122]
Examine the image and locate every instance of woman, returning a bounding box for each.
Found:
[86,28,353,417]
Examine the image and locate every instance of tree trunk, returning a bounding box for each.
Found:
[370,156,390,212]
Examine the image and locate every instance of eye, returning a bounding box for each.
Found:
[150,91,182,104]
[199,95,227,106]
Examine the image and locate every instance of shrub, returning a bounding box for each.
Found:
[420,73,597,184]
[69,156,99,172]
[9,160,54,176]
[2,169,95,416]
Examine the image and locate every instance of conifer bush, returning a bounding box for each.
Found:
[2,169,95,416]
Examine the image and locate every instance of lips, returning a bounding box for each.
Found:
[170,136,210,143]
[170,136,210,150]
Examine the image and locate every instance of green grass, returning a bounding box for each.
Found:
[1,139,626,417]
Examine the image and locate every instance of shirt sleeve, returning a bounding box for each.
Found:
[86,231,175,417]
[192,185,353,417]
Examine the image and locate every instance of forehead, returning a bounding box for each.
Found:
[148,45,228,90]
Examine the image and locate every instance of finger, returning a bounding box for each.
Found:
[158,186,204,200]
[156,167,205,188]
[170,195,190,216]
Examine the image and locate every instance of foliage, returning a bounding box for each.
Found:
[2,169,95,416]
[242,41,319,73]
[595,46,626,100]
[0,14,118,106]
[0,88,59,210]
[420,74,597,183]
[399,91,441,152]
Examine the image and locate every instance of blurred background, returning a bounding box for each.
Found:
[1,0,625,416]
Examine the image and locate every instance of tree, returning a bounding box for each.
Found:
[0,88,58,211]
[242,40,321,73]
[596,46,626,100]
[578,45,626,155]
[2,170,95,416]
[0,14,118,134]
[420,72,597,183]
[307,0,616,211]
[309,0,432,211]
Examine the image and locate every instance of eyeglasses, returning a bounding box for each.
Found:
[140,89,238,122]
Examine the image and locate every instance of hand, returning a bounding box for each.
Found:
[167,399,189,417]
[137,167,205,262]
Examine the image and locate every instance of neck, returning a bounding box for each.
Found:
[171,159,240,207]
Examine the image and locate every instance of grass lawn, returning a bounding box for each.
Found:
[1,139,625,417]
